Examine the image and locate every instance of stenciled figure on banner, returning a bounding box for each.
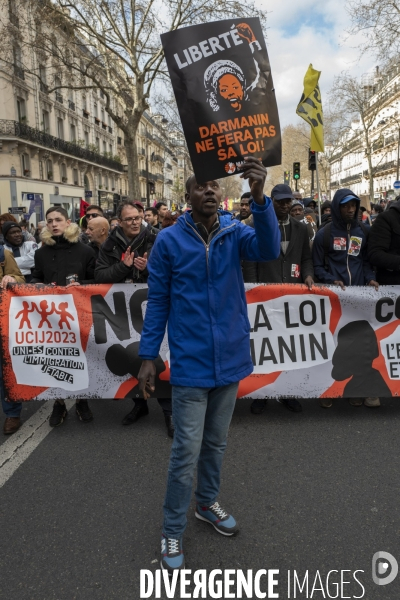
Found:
[161,18,281,181]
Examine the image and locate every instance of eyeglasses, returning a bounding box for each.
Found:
[86,213,100,219]
[120,216,142,224]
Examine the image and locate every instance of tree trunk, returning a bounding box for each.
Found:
[124,136,140,200]
[367,153,374,204]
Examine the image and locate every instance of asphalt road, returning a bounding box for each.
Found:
[1,396,400,600]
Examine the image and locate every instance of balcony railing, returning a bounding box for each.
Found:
[0,120,124,172]
[14,65,24,80]
[68,100,75,111]
[165,178,173,185]
[341,173,362,185]
[152,154,164,163]
[363,159,397,178]
[55,92,63,104]
[140,169,156,180]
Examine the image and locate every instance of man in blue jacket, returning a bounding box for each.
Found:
[312,188,379,408]
[137,157,280,574]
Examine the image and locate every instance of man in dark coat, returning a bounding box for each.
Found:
[31,206,96,427]
[312,189,377,289]
[95,201,155,284]
[94,200,173,436]
[368,198,400,284]
[31,208,96,285]
[312,188,380,409]
[250,184,314,415]
[255,185,314,287]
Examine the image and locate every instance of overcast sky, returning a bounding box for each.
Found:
[259,0,375,128]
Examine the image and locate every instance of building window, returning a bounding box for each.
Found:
[109,143,113,155]
[70,123,76,142]
[61,163,67,182]
[94,102,98,118]
[103,140,107,154]
[54,76,63,103]
[73,168,79,185]
[17,97,26,123]
[21,153,30,176]
[39,160,44,180]
[95,137,100,151]
[39,64,47,93]
[84,130,89,147]
[47,159,53,180]
[57,117,64,140]
[98,172,102,187]
[101,108,105,123]
[41,110,50,133]
[104,174,109,189]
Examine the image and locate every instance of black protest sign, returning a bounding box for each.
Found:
[161,18,281,182]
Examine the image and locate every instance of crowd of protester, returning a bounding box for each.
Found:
[1,179,399,436]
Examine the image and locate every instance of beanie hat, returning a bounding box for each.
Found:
[2,221,22,237]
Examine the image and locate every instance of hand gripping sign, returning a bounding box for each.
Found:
[161,18,281,182]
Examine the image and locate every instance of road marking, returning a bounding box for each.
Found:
[0,400,74,489]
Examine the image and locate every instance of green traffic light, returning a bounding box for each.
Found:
[294,174,300,179]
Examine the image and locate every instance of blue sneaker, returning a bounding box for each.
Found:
[160,535,184,574]
[195,501,239,536]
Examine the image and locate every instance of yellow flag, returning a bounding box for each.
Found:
[296,64,324,153]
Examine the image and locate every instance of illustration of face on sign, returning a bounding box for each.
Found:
[161,19,281,182]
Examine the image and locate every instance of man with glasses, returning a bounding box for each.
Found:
[95,200,154,284]
[94,201,173,435]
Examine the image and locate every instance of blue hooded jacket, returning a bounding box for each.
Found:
[139,198,280,387]
[312,188,375,285]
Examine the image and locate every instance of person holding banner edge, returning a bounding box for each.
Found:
[31,206,96,426]
[137,156,280,575]
[312,188,380,409]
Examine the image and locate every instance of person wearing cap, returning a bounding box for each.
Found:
[312,188,380,409]
[2,222,38,283]
[249,183,314,416]
[289,200,317,245]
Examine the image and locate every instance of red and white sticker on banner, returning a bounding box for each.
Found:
[1,284,400,401]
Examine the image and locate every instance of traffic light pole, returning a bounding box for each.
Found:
[315,152,322,223]
[311,170,315,198]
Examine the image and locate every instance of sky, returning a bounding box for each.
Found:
[258,0,375,128]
